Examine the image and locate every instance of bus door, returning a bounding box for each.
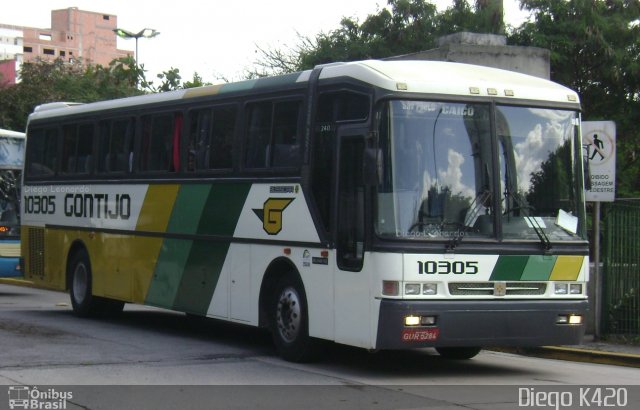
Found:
[333,126,370,347]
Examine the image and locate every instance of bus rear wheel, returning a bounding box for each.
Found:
[69,249,124,317]
[69,249,99,317]
[435,346,482,360]
[269,275,320,362]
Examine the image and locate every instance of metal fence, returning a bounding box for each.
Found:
[603,199,640,335]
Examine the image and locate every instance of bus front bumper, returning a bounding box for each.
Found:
[375,299,588,350]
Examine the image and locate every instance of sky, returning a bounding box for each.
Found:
[2,1,530,84]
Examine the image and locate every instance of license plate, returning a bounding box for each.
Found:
[401,328,440,342]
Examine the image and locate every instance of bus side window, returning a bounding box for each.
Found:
[187,108,212,171]
[140,113,180,172]
[245,102,272,169]
[61,123,94,175]
[245,100,301,169]
[209,106,236,170]
[98,118,135,174]
[26,128,58,177]
[271,101,301,168]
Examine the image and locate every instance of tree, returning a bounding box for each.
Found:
[509,0,640,197]
[0,56,211,132]
[251,0,505,75]
[0,57,143,131]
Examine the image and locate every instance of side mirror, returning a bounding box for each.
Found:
[363,148,382,186]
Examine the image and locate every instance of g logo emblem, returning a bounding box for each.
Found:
[253,198,294,235]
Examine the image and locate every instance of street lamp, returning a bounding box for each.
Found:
[113,28,160,67]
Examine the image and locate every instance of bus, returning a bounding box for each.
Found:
[0,128,24,277]
[21,60,589,361]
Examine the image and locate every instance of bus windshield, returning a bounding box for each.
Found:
[0,135,24,236]
[376,100,584,242]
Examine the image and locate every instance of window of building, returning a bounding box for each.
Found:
[43,49,55,56]
[23,46,33,53]
[103,15,110,20]
[60,51,66,57]
[39,33,52,41]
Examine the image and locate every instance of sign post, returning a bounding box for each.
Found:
[584,121,616,202]
[582,121,616,340]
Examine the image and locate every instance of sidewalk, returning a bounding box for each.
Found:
[494,335,640,368]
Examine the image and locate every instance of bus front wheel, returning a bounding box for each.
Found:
[436,346,482,360]
[269,275,320,362]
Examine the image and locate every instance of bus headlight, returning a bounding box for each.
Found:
[405,283,421,295]
[570,284,583,295]
[405,315,420,326]
[557,314,582,325]
[554,283,568,295]
[422,283,438,295]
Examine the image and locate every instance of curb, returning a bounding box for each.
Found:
[0,277,37,288]
[492,346,640,368]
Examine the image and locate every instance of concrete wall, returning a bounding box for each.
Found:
[387,32,551,80]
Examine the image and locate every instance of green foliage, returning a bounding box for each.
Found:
[0,56,212,132]
[252,0,506,74]
[0,57,143,131]
[509,0,640,197]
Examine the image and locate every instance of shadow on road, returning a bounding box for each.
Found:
[25,306,538,379]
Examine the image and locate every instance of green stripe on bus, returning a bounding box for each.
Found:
[489,255,529,281]
[145,185,212,308]
[173,241,230,315]
[520,255,557,281]
[145,239,194,308]
[197,183,252,236]
[171,183,252,314]
[167,185,212,233]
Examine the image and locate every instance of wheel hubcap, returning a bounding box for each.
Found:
[276,286,301,343]
[73,263,88,304]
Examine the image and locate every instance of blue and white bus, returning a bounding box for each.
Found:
[0,128,25,277]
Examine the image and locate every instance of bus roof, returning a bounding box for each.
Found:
[0,128,25,139]
[28,60,580,122]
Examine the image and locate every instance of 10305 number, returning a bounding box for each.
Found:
[417,260,479,275]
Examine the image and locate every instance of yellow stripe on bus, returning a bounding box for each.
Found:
[136,185,180,232]
[128,184,180,302]
[549,256,584,281]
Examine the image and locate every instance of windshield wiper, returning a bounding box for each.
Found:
[504,190,552,252]
[446,190,491,252]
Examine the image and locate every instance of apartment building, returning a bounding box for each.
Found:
[0,7,131,85]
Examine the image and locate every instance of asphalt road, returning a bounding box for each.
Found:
[1,283,638,410]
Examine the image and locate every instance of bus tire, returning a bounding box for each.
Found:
[100,299,125,316]
[69,249,101,317]
[435,346,482,360]
[269,274,320,362]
